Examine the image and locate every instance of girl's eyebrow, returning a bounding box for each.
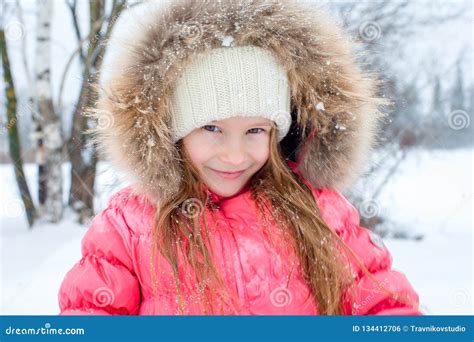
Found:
[208,121,273,127]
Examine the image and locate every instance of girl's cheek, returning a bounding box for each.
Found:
[246,135,270,156]
[184,134,215,162]
[201,132,223,145]
[246,132,270,146]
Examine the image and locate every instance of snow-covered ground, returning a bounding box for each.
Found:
[0,148,472,315]
[0,163,131,315]
[379,147,473,315]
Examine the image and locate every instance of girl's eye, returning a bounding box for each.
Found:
[247,128,265,134]
[202,126,266,134]
[202,125,221,133]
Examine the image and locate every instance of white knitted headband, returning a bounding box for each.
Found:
[170,45,292,143]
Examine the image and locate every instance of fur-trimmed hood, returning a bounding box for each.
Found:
[91,0,386,201]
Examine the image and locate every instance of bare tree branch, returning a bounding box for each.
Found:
[66,0,85,66]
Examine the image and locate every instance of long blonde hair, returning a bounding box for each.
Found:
[150,127,417,315]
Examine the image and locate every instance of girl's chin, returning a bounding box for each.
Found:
[205,181,245,197]
[208,186,239,197]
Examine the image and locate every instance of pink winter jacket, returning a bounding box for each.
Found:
[58,161,421,316]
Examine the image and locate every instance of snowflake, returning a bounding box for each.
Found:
[221,35,235,47]
[335,122,346,131]
[315,102,325,112]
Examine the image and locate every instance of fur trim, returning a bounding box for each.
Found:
[89,0,387,201]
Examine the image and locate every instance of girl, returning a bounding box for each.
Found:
[58,0,421,315]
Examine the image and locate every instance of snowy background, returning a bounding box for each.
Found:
[1,0,473,315]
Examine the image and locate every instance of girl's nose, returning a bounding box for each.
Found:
[219,141,247,166]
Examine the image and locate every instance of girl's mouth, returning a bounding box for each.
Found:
[209,168,246,179]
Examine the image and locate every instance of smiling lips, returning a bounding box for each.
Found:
[210,168,246,179]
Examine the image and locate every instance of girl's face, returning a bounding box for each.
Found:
[182,116,273,198]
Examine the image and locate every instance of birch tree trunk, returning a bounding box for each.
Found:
[15,0,46,206]
[1,29,36,227]
[35,0,63,222]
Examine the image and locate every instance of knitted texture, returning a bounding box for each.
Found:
[170,45,291,142]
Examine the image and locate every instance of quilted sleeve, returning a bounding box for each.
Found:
[58,190,141,315]
[313,188,422,315]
